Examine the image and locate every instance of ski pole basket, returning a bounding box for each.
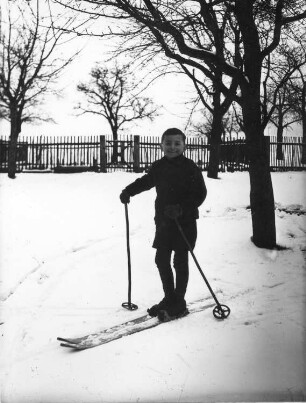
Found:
[175,218,230,320]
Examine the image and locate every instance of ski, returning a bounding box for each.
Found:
[157,308,189,322]
[57,297,214,350]
[57,313,149,346]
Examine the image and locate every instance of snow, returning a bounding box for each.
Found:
[0,170,305,403]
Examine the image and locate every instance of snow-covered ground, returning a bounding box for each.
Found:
[0,171,305,403]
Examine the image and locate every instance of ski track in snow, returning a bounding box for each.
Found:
[0,171,305,402]
[0,201,281,306]
[0,235,112,303]
[0,202,254,303]
[3,209,301,308]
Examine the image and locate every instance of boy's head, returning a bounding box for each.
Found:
[161,128,186,159]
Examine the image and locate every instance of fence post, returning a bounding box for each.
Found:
[133,135,140,172]
[264,136,270,167]
[100,135,107,173]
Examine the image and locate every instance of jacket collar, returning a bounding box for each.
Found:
[163,154,185,164]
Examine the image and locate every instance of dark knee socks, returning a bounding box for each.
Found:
[155,248,189,300]
[173,250,189,299]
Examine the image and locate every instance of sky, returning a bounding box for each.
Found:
[0,32,197,139]
[0,1,303,139]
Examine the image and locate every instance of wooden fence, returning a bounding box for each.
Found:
[0,135,305,173]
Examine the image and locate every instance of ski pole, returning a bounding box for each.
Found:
[175,218,230,320]
[122,203,138,311]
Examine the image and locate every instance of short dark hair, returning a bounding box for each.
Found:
[161,128,186,143]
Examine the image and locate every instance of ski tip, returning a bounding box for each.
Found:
[60,342,86,350]
[57,337,79,345]
[60,342,76,348]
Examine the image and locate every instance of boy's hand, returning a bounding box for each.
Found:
[164,204,182,219]
[120,190,130,204]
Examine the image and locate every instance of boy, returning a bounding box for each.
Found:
[120,128,207,319]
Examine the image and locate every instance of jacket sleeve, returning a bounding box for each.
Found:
[182,165,207,213]
[124,166,156,197]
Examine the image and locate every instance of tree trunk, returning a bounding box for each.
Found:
[8,112,22,179]
[111,129,119,163]
[8,134,18,179]
[301,82,306,164]
[276,113,284,161]
[249,147,276,248]
[243,97,276,249]
[207,108,223,179]
[207,84,223,179]
[235,1,276,248]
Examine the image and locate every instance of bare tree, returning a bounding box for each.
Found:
[50,0,239,179]
[76,63,159,163]
[52,0,306,249]
[261,43,306,159]
[190,105,242,140]
[270,85,301,158]
[0,0,76,178]
[288,68,306,163]
[298,70,306,163]
[183,68,238,179]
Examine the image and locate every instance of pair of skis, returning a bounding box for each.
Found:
[57,206,230,351]
[57,298,215,350]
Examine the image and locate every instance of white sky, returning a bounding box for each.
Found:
[0,2,302,139]
[0,32,197,138]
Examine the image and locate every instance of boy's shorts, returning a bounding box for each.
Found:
[153,219,197,251]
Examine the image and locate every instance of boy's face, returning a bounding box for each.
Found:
[161,134,185,159]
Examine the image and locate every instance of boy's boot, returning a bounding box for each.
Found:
[147,293,175,317]
[149,249,176,317]
[161,293,188,318]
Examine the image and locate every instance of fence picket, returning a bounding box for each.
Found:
[0,135,305,173]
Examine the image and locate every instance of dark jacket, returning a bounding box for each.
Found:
[124,154,207,225]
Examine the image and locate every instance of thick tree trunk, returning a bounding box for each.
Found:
[276,117,284,161]
[235,0,276,248]
[111,129,119,163]
[8,134,18,179]
[301,82,306,164]
[207,140,220,179]
[243,97,276,249]
[249,149,276,248]
[276,95,284,160]
[207,108,223,179]
[8,113,22,179]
